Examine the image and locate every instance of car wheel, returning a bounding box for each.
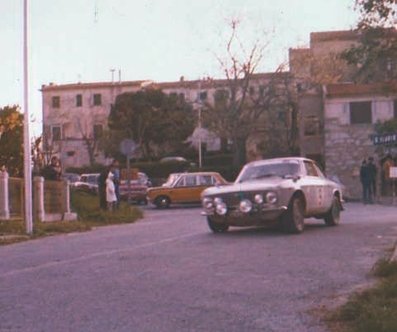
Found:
[207,217,229,233]
[281,196,305,234]
[324,195,341,226]
[155,196,170,209]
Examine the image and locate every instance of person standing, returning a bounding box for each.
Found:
[106,171,117,211]
[367,157,377,202]
[111,159,121,208]
[382,155,394,196]
[360,159,372,204]
[98,166,110,210]
[41,156,62,181]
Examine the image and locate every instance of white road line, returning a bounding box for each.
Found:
[0,231,200,278]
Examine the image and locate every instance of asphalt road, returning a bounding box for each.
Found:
[0,202,397,332]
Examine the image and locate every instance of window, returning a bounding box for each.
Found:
[198,175,213,185]
[76,94,82,107]
[93,124,103,140]
[249,86,255,96]
[185,175,196,186]
[304,116,321,136]
[199,91,208,101]
[51,126,62,141]
[52,96,60,108]
[350,101,372,124]
[93,93,102,106]
[304,161,319,177]
[179,93,185,101]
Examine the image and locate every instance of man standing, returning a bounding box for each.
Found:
[367,157,377,202]
[360,159,372,204]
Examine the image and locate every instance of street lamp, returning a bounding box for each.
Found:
[196,81,203,169]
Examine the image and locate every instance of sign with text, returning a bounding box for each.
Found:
[371,133,397,145]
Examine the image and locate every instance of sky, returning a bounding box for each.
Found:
[0,0,359,136]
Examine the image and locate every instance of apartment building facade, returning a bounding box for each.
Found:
[41,72,296,169]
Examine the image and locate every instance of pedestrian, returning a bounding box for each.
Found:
[106,171,117,211]
[382,155,394,196]
[367,156,377,201]
[41,156,62,181]
[360,159,372,204]
[98,166,110,210]
[111,159,121,208]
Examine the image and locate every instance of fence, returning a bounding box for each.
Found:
[0,171,76,222]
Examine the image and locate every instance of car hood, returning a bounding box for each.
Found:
[202,176,294,196]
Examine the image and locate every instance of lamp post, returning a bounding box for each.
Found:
[196,81,203,169]
[23,0,33,234]
[198,107,202,169]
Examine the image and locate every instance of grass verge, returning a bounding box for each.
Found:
[326,256,397,332]
[0,190,143,245]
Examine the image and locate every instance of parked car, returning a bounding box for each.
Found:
[201,157,344,234]
[147,171,229,208]
[119,172,151,204]
[61,172,80,184]
[72,173,100,194]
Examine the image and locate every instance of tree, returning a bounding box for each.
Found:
[355,0,397,29]
[0,106,24,176]
[202,19,299,169]
[107,88,195,159]
[341,0,397,83]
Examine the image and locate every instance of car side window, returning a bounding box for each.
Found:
[304,161,319,177]
[199,175,213,185]
[175,177,185,187]
[185,175,197,186]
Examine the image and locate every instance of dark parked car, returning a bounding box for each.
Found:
[201,157,344,234]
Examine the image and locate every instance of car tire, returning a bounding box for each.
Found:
[281,196,305,234]
[207,217,229,233]
[324,195,341,226]
[155,196,170,209]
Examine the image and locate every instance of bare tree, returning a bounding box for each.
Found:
[202,19,299,168]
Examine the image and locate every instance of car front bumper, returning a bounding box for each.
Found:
[202,205,288,227]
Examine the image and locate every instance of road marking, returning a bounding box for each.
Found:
[0,232,200,279]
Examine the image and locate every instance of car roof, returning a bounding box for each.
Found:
[245,157,312,167]
[176,172,220,176]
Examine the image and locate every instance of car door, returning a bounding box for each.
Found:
[171,174,198,203]
[302,160,324,215]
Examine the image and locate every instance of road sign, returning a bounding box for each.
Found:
[120,139,137,157]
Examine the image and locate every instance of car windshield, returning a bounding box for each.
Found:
[237,162,300,183]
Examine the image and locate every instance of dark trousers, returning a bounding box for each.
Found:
[362,182,373,204]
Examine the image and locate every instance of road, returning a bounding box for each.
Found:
[0,202,396,332]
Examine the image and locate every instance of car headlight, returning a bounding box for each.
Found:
[214,197,223,204]
[239,199,253,213]
[265,191,278,204]
[254,194,264,204]
[202,197,213,209]
[215,202,227,215]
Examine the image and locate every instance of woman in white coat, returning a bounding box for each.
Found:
[106,171,117,211]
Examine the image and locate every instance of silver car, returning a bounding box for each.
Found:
[201,157,344,234]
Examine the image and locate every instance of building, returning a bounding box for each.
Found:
[289,29,397,199]
[41,73,296,169]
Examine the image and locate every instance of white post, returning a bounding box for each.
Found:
[0,171,10,220]
[33,177,45,222]
[23,0,33,233]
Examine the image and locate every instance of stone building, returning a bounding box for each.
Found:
[289,29,397,200]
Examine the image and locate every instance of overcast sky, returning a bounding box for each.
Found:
[0,0,359,135]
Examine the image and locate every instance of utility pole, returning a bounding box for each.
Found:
[23,0,33,234]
